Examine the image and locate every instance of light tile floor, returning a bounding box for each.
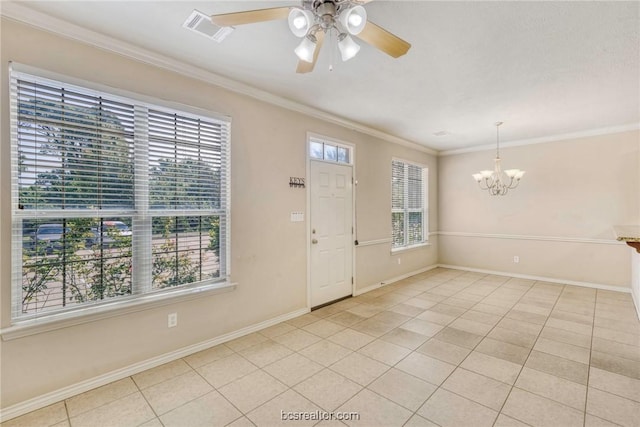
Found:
[4,268,640,427]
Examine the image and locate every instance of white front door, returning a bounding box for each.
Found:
[310,160,353,307]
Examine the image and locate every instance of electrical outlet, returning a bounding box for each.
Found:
[513,256,520,264]
[168,312,178,328]
[397,258,401,265]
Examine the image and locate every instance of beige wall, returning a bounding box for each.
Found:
[0,19,438,408]
[438,130,639,287]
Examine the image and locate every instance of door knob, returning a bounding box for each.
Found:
[312,238,318,244]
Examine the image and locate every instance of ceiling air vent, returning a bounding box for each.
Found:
[183,9,234,43]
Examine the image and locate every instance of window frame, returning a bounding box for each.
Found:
[391,158,428,252]
[9,63,232,326]
[308,135,353,165]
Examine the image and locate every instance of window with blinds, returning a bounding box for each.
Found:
[10,68,230,322]
[391,159,427,249]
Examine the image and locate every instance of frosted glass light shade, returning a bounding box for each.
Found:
[480,170,494,178]
[472,173,483,182]
[295,36,316,62]
[515,170,526,179]
[288,8,314,37]
[504,169,519,178]
[339,5,367,35]
[338,35,360,61]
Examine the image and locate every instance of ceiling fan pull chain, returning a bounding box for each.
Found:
[329,27,335,71]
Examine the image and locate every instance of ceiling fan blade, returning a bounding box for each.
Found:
[357,21,411,58]
[296,31,325,74]
[211,7,290,27]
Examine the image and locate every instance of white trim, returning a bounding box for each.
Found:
[308,132,355,165]
[1,282,237,341]
[632,289,640,322]
[437,264,631,294]
[306,134,356,308]
[391,242,431,253]
[437,231,622,246]
[439,123,640,156]
[353,264,439,296]
[353,283,383,297]
[306,138,312,310]
[0,306,309,423]
[631,250,640,321]
[0,2,435,156]
[357,238,392,247]
[391,158,429,251]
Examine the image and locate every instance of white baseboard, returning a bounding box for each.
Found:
[632,288,640,321]
[437,264,631,294]
[0,307,309,423]
[353,264,439,296]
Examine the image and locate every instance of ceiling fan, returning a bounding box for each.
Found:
[211,0,411,73]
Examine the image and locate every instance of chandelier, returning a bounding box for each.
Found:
[288,1,367,63]
[472,122,525,196]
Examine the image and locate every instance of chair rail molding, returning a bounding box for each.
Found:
[437,231,623,246]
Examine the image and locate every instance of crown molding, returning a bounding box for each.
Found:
[0,1,437,156]
[439,123,640,156]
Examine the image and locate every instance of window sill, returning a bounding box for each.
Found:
[391,242,431,254]
[1,281,236,341]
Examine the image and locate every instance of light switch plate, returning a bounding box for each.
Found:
[290,212,304,222]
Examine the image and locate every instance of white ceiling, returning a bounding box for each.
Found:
[5,0,640,151]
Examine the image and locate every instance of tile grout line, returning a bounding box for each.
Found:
[421,274,541,424]
[300,270,475,426]
[62,400,71,426]
[130,373,162,426]
[582,289,598,426]
[188,355,251,426]
[394,274,536,426]
[494,285,605,426]
[486,281,565,426]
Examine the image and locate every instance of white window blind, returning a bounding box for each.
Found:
[10,69,230,322]
[391,159,427,249]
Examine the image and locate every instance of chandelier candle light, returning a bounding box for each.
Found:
[472,122,525,196]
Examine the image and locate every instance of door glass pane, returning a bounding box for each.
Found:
[310,141,324,159]
[337,147,349,163]
[324,144,337,161]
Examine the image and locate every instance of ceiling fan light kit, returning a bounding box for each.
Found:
[338,4,367,35]
[472,122,525,196]
[295,35,318,62]
[289,1,366,63]
[288,8,315,37]
[211,0,411,73]
[338,33,360,61]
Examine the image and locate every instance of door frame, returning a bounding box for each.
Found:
[306,132,357,309]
